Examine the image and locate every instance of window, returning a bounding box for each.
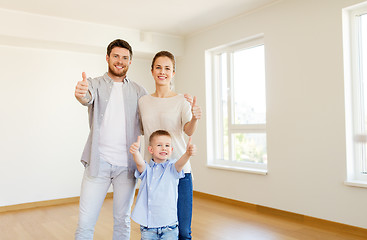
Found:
[343,2,367,187]
[205,35,267,174]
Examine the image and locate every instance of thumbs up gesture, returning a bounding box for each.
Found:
[186,137,196,157]
[175,136,197,172]
[75,72,89,100]
[130,136,141,155]
[130,136,145,173]
[191,96,202,120]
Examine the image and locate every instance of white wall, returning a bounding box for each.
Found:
[0,45,152,206]
[175,0,367,229]
[1,0,367,231]
[0,7,170,207]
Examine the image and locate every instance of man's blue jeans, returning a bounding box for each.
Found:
[75,160,136,240]
[140,224,178,240]
[177,173,193,240]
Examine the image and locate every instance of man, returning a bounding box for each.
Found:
[74,39,147,240]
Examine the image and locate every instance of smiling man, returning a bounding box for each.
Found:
[74,39,147,240]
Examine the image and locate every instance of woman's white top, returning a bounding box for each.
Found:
[138,94,192,173]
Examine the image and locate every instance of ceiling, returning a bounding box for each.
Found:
[0,0,277,36]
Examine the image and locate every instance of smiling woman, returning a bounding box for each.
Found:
[151,53,176,89]
[137,50,202,239]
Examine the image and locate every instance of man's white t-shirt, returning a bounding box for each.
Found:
[99,82,127,166]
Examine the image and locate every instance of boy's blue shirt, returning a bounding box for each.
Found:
[131,159,185,228]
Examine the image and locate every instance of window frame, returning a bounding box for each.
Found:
[343,2,367,187]
[205,34,268,175]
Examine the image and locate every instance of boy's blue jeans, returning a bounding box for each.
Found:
[140,224,178,240]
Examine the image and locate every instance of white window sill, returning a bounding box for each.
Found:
[344,180,367,188]
[207,163,267,175]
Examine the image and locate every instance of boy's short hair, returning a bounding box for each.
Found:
[107,39,133,59]
[149,130,171,145]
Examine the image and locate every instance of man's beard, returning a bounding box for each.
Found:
[109,66,128,78]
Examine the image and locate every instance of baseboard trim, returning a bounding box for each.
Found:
[193,191,367,238]
[0,192,114,213]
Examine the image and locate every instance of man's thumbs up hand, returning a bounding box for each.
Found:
[75,72,89,99]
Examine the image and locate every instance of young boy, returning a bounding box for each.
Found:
[129,130,196,240]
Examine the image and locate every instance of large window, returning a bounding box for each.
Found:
[343,2,367,187]
[205,35,267,174]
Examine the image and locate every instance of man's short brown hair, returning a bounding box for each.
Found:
[107,39,133,59]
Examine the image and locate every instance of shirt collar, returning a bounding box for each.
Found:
[103,72,129,83]
[149,159,170,169]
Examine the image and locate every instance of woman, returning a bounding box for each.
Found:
[138,51,201,239]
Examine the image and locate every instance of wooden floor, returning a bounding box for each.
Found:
[0,194,366,240]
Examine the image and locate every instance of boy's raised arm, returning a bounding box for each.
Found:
[130,136,146,173]
[175,137,196,172]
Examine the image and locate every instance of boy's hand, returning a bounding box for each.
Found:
[75,72,89,99]
[191,96,202,120]
[186,137,196,157]
[175,137,196,172]
[130,136,145,173]
[130,136,141,155]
